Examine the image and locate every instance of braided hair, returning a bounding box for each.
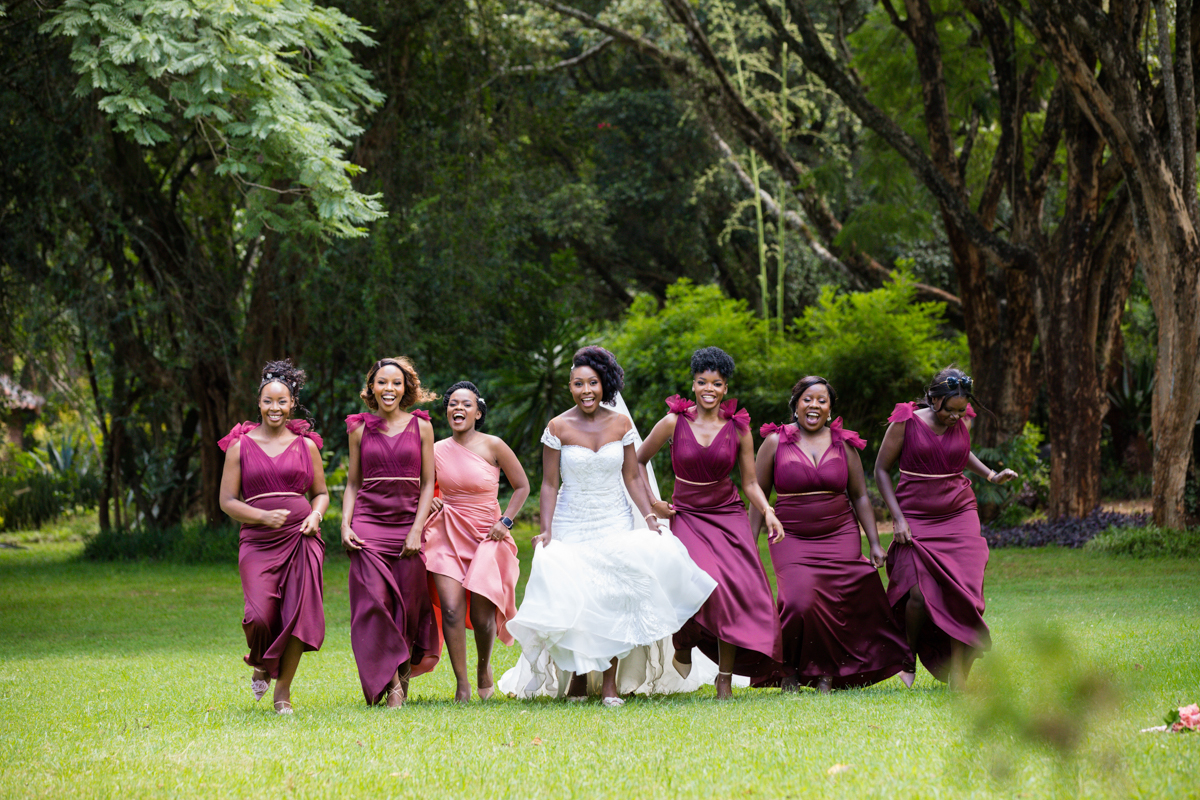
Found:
[442,381,487,431]
[360,356,438,411]
[258,359,315,428]
[571,346,624,407]
[788,375,837,424]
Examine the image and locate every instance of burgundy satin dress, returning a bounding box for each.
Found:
[218,420,325,679]
[884,402,991,680]
[345,411,441,703]
[763,419,908,688]
[667,396,783,678]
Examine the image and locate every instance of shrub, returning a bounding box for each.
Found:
[0,444,99,530]
[971,422,1050,514]
[1084,524,1200,558]
[984,509,1149,549]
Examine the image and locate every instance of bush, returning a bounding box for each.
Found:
[1084,524,1200,558]
[83,517,346,563]
[0,444,100,530]
[1100,470,1153,500]
[984,509,1149,549]
[971,422,1050,515]
[794,270,968,442]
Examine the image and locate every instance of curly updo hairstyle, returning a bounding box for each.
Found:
[360,356,438,411]
[258,358,315,426]
[571,346,624,407]
[690,346,736,380]
[788,375,837,423]
[442,381,487,431]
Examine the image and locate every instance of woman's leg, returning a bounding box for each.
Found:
[468,594,498,699]
[432,574,472,702]
[715,640,737,700]
[272,636,305,713]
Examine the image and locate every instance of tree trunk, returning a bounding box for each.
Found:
[191,360,235,526]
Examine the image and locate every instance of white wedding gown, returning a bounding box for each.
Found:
[499,424,719,698]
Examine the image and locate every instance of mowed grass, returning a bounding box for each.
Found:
[0,528,1197,799]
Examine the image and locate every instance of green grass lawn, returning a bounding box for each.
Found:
[0,528,1196,798]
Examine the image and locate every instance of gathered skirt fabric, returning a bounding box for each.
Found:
[238,494,326,678]
[348,481,441,703]
[885,474,991,681]
[769,494,907,688]
[506,523,716,692]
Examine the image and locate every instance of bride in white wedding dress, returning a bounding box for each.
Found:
[499,347,717,705]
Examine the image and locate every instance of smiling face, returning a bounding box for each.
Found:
[794,382,831,432]
[258,381,294,429]
[446,388,481,433]
[932,394,970,427]
[570,366,602,414]
[692,370,728,411]
[372,365,406,413]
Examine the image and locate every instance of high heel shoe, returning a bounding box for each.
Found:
[273,699,293,715]
[671,650,693,680]
[250,670,270,702]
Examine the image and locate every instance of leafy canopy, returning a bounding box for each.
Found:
[42,0,386,237]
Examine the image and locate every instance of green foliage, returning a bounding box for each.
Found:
[1084,525,1200,559]
[0,445,100,531]
[793,270,968,438]
[604,280,800,436]
[972,422,1049,511]
[42,0,386,237]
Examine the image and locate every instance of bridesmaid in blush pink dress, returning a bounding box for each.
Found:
[637,347,784,700]
[341,357,441,707]
[218,359,329,715]
[752,376,909,693]
[875,366,1017,689]
[423,381,529,703]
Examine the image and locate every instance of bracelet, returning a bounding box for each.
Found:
[986,470,996,483]
[644,512,657,521]
[761,506,775,516]
[312,509,324,521]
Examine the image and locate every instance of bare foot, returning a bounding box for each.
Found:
[715,672,734,701]
[899,670,916,688]
[817,676,833,695]
[477,664,494,701]
[453,683,471,703]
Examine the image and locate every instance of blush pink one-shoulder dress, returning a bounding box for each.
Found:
[345,411,441,703]
[884,402,991,680]
[218,420,326,679]
[423,438,520,644]
[667,396,783,678]
[762,419,908,688]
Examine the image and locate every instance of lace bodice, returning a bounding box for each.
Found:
[542,427,638,542]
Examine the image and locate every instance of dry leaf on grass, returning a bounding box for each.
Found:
[827,763,852,776]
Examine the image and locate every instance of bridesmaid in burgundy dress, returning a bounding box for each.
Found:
[218,360,328,715]
[875,366,1016,689]
[342,357,441,707]
[637,347,783,699]
[753,376,909,693]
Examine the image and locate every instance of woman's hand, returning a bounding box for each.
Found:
[650,498,676,519]
[429,496,444,513]
[765,509,785,545]
[988,468,1019,485]
[300,511,322,537]
[259,508,288,529]
[400,531,422,558]
[341,526,365,553]
[532,531,552,548]
[892,517,913,545]
[868,542,886,569]
[487,520,510,541]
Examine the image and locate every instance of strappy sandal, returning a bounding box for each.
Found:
[273,699,293,715]
[601,696,625,708]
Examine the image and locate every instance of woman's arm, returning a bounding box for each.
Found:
[749,433,779,541]
[873,422,909,544]
[636,415,677,519]
[966,451,1018,484]
[403,417,438,557]
[738,429,783,544]
[341,428,365,552]
[845,447,884,567]
[535,440,561,548]
[301,440,329,537]
[490,436,531,541]
[623,442,659,531]
[219,442,286,529]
